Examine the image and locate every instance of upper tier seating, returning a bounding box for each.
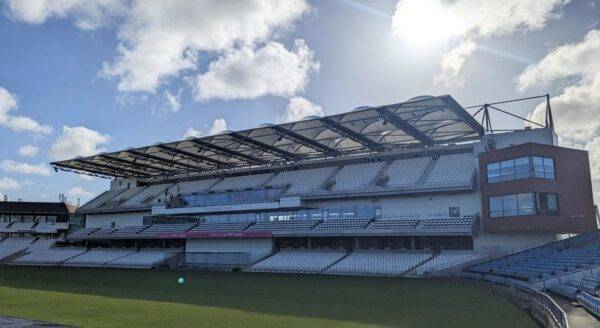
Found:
[102,187,145,207]
[414,250,485,275]
[67,227,99,240]
[0,222,11,233]
[250,248,346,273]
[108,226,149,238]
[315,218,372,230]
[425,153,475,186]
[106,249,177,269]
[0,237,35,245]
[326,250,432,276]
[136,223,197,237]
[12,247,86,265]
[210,173,273,192]
[88,228,118,239]
[5,222,34,232]
[168,179,220,196]
[191,222,253,232]
[331,162,385,191]
[266,167,337,194]
[34,221,65,233]
[64,248,137,266]
[420,217,476,231]
[385,157,432,187]
[367,218,420,230]
[247,220,321,232]
[121,184,170,206]
[79,189,124,210]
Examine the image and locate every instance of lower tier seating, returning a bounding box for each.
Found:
[64,248,137,266]
[12,248,87,265]
[105,249,177,269]
[578,291,600,316]
[247,220,321,232]
[325,250,432,276]
[414,250,485,275]
[249,249,346,273]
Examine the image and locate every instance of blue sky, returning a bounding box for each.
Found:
[0,0,599,204]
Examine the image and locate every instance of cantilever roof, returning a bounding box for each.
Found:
[51,95,484,179]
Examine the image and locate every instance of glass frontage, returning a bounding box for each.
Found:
[489,192,558,218]
[487,156,554,183]
[182,187,286,208]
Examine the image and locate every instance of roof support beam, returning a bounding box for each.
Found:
[127,149,200,172]
[270,125,340,157]
[53,162,129,179]
[75,159,151,178]
[375,107,435,146]
[100,154,172,175]
[156,144,231,168]
[190,139,265,165]
[320,117,384,151]
[228,132,302,161]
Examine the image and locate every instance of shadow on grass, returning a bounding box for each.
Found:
[0,266,532,327]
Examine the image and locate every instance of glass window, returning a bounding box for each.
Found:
[544,157,555,179]
[502,194,518,216]
[517,193,535,215]
[537,192,559,215]
[487,162,501,183]
[533,156,545,178]
[514,157,531,179]
[500,160,515,181]
[489,196,503,217]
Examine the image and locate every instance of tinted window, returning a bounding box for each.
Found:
[517,193,535,215]
[514,157,531,179]
[502,194,518,216]
[487,162,501,183]
[489,196,503,218]
[544,157,555,179]
[500,160,515,181]
[533,156,545,178]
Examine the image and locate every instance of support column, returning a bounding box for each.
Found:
[411,236,415,250]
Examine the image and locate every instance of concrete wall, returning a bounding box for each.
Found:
[186,238,273,260]
[474,231,556,253]
[85,211,149,228]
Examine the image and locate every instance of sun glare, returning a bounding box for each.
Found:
[392,0,465,46]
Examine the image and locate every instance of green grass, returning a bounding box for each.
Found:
[0,266,535,328]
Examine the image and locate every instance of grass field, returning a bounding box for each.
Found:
[0,266,535,328]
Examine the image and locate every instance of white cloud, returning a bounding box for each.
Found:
[196,40,319,100]
[164,90,181,112]
[183,118,228,139]
[18,145,39,157]
[4,0,127,30]
[0,160,50,176]
[517,29,600,202]
[0,87,52,134]
[49,126,110,161]
[67,185,94,200]
[434,40,476,87]
[278,97,324,123]
[392,0,568,86]
[0,176,22,191]
[101,0,309,93]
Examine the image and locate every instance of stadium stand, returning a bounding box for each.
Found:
[106,249,177,269]
[168,179,219,196]
[577,292,600,316]
[250,248,347,273]
[424,153,475,186]
[191,222,253,232]
[247,220,321,232]
[64,248,137,267]
[331,162,385,191]
[384,157,432,187]
[210,173,273,192]
[136,223,198,236]
[121,184,170,206]
[266,166,337,194]
[314,218,372,230]
[12,247,87,266]
[414,250,485,275]
[326,250,433,276]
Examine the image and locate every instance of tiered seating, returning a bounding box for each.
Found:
[106,249,176,269]
[326,250,432,276]
[315,218,371,230]
[136,223,197,237]
[88,228,118,239]
[367,218,420,230]
[385,157,431,187]
[247,220,320,232]
[67,227,100,240]
[331,162,385,191]
[578,292,600,316]
[5,222,34,232]
[108,226,149,238]
[250,248,346,273]
[0,237,35,245]
[420,217,476,232]
[168,179,220,195]
[0,222,11,233]
[266,167,336,194]
[414,250,485,275]
[468,235,600,281]
[0,237,35,260]
[210,173,273,192]
[121,184,170,206]
[102,187,145,207]
[191,222,253,232]
[29,237,57,250]
[425,153,475,186]
[79,189,124,210]
[12,248,86,265]
[64,248,137,267]
[33,221,65,233]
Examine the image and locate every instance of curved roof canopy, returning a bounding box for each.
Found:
[51,95,483,179]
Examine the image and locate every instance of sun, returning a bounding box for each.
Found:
[392,0,465,46]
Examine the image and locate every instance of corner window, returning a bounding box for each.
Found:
[487,155,555,183]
